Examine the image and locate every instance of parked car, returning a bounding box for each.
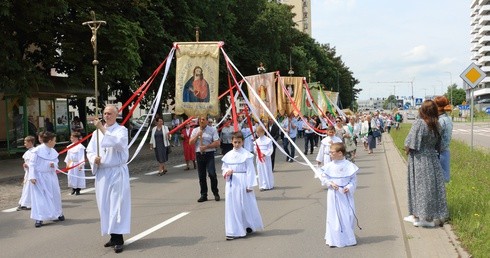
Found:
[406,113,416,120]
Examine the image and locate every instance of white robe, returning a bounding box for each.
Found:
[19,148,34,207]
[316,136,343,165]
[253,136,274,190]
[65,143,86,188]
[222,147,264,237]
[241,127,254,152]
[86,124,131,235]
[319,159,359,247]
[28,144,62,221]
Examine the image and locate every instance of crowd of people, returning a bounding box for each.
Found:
[14,96,454,251]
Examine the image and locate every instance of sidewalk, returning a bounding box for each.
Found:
[0,134,471,257]
[381,134,470,258]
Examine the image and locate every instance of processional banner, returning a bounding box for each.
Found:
[301,82,320,117]
[244,72,277,119]
[175,42,220,117]
[277,76,304,116]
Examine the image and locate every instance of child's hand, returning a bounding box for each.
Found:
[330,182,339,191]
[246,188,253,193]
[224,170,233,179]
[49,162,54,168]
[30,179,36,185]
[343,187,350,194]
[23,163,28,169]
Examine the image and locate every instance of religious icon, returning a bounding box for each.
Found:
[183,66,210,102]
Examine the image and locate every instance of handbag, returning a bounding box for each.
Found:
[372,129,381,138]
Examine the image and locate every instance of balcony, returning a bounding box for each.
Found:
[479,5,490,15]
[478,45,490,54]
[478,55,490,63]
[478,35,490,45]
[479,13,490,25]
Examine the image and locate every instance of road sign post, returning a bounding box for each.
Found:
[460,63,486,150]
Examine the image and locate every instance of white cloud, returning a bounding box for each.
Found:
[402,45,431,63]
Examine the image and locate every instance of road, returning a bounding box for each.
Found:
[451,122,490,150]
[0,136,460,258]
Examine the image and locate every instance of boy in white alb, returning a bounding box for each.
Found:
[316,125,343,166]
[319,142,359,247]
[253,126,274,191]
[17,136,35,211]
[65,132,86,195]
[222,131,263,240]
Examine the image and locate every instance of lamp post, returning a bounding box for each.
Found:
[83,11,106,155]
[445,72,453,106]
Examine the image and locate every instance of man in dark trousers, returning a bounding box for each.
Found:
[189,115,221,202]
[267,118,280,171]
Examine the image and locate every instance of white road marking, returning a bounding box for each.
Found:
[1,207,18,213]
[173,164,187,168]
[145,170,160,175]
[125,212,190,245]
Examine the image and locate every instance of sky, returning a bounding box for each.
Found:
[311,0,471,101]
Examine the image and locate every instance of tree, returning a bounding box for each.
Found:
[444,84,466,106]
[383,95,397,110]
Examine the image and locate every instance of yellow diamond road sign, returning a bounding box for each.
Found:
[460,63,486,88]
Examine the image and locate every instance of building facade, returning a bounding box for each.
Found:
[276,0,312,36]
[470,0,490,104]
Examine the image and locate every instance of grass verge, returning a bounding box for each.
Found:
[390,123,490,258]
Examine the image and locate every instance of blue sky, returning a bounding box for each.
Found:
[311,0,471,100]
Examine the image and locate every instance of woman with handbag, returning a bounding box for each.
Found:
[149,117,170,175]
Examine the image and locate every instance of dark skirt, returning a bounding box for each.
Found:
[154,130,168,163]
[367,135,376,149]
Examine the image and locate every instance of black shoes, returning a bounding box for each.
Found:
[35,220,43,228]
[71,188,76,195]
[16,205,29,211]
[246,227,253,234]
[214,194,220,201]
[58,215,65,221]
[75,188,81,195]
[104,241,115,247]
[114,245,124,253]
[197,196,208,202]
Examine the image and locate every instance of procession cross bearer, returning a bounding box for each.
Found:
[86,105,131,254]
[83,13,130,255]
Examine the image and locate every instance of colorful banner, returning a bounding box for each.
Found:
[319,89,338,116]
[277,76,304,116]
[244,72,277,119]
[175,42,220,117]
[301,82,320,117]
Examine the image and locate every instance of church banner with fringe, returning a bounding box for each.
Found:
[277,76,304,116]
[175,42,220,117]
[245,72,277,119]
[301,82,320,117]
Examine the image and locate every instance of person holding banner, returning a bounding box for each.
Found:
[189,115,221,202]
[87,105,131,253]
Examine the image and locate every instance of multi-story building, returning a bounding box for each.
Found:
[470,0,490,104]
[276,0,312,36]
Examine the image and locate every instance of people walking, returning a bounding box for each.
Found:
[149,117,170,175]
[65,132,86,195]
[86,105,131,253]
[222,131,263,240]
[189,115,221,203]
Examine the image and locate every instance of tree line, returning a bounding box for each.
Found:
[0,0,360,113]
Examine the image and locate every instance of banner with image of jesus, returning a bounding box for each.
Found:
[175,42,220,117]
[244,72,277,119]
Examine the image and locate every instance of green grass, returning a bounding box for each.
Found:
[391,123,490,258]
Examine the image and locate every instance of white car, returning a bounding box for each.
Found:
[406,113,416,120]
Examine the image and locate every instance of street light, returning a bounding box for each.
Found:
[445,72,453,106]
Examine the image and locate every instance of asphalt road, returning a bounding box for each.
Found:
[0,136,457,258]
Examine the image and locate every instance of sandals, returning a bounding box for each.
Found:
[158,169,167,176]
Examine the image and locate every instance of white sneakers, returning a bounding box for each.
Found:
[403,215,418,223]
[403,215,436,228]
